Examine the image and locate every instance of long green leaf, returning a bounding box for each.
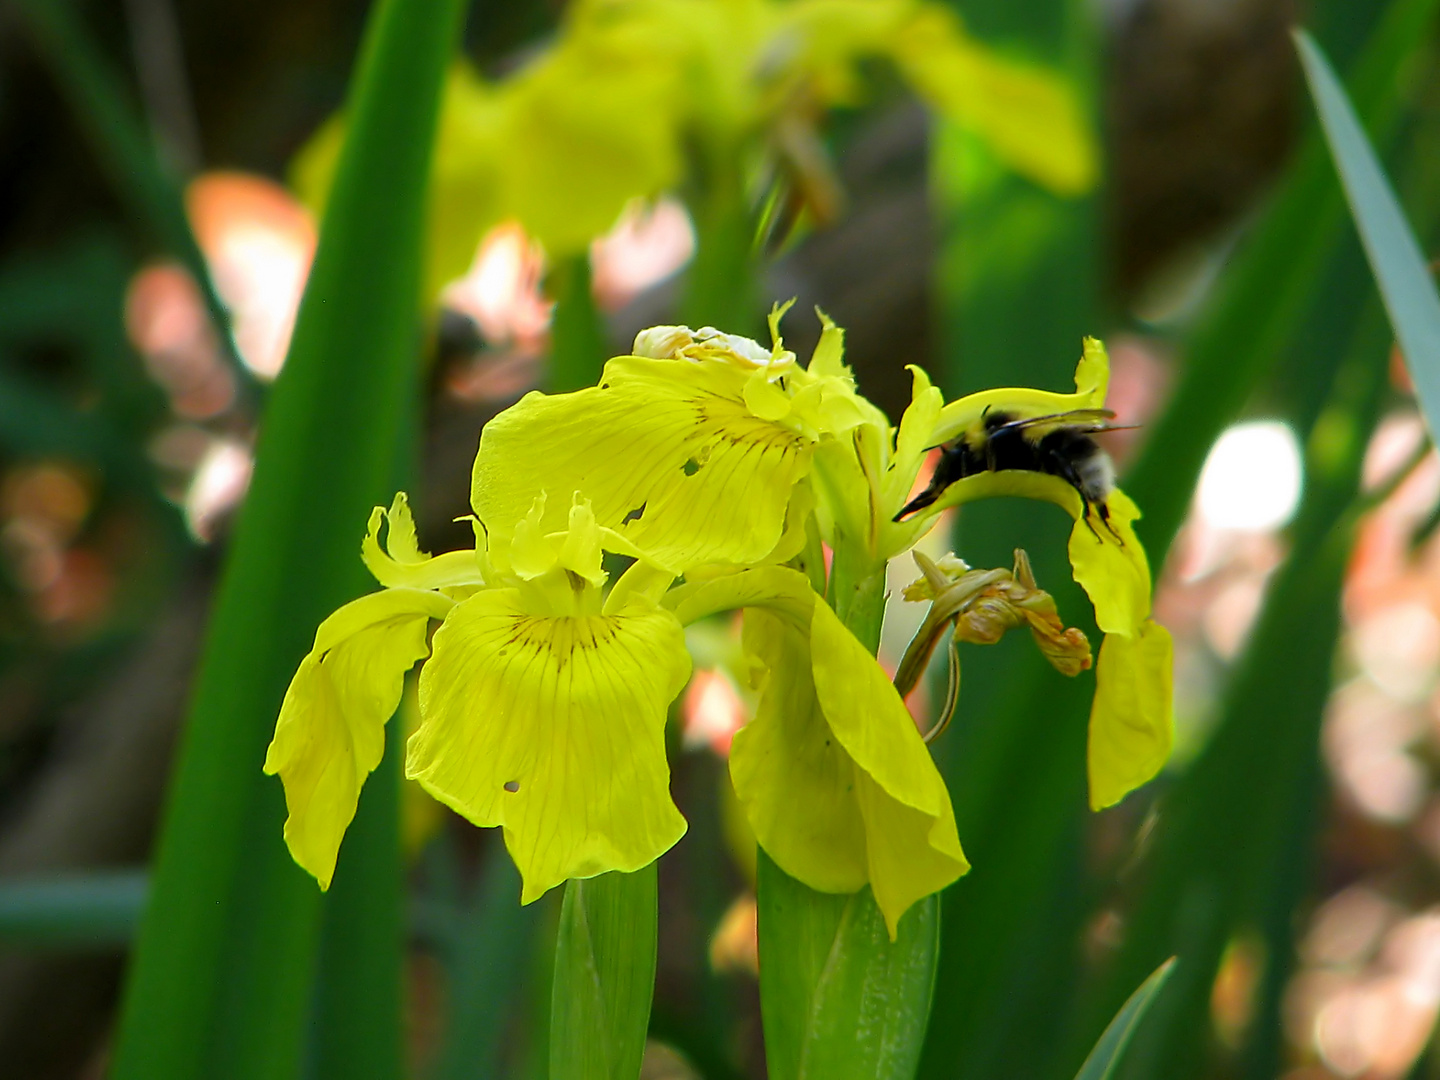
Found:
[1073,959,1175,1080]
[108,0,467,1076]
[1297,29,1440,436]
[1126,0,1440,564]
[757,852,939,1080]
[550,866,658,1080]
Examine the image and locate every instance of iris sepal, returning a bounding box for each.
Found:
[409,587,691,904]
[263,587,453,889]
[667,565,968,937]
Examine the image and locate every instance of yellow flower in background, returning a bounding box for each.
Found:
[292,0,1097,301]
[264,491,691,899]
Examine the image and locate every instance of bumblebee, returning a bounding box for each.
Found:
[893,408,1125,539]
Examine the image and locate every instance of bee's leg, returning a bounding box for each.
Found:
[1045,448,1125,546]
[1093,498,1125,545]
[1043,448,1105,543]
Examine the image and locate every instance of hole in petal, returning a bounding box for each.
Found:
[623,502,647,524]
[682,459,701,476]
[503,780,520,793]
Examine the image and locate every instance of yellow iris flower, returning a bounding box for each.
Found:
[266,309,1170,934]
[293,0,1097,300]
[472,309,1172,813]
[264,492,691,900]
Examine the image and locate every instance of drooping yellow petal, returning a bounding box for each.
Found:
[729,609,870,894]
[808,598,968,936]
[408,589,691,902]
[1066,488,1151,638]
[668,563,966,932]
[472,356,814,573]
[1088,620,1174,810]
[264,588,453,889]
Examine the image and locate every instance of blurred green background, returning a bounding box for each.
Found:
[1,0,1439,1078]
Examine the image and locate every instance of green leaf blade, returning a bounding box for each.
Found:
[550,866,659,1080]
[757,851,939,1080]
[107,0,467,1075]
[1297,28,1440,439]
[1074,959,1176,1080]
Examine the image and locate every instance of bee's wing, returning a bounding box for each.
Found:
[991,408,1125,435]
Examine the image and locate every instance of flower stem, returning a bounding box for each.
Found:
[549,253,609,393]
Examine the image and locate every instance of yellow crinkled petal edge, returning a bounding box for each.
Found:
[362,492,486,591]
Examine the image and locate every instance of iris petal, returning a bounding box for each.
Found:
[264,588,451,888]
[1089,620,1175,810]
[472,356,813,573]
[362,493,485,591]
[729,610,870,894]
[809,599,968,937]
[1066,489,1151,637]
[710,568,968,938]
[409,589,691,902]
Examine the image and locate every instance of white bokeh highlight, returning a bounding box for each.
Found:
[1197,420,1304,531]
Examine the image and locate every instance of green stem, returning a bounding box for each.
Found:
[757,553,942,1080]
[682,160,758,334]
[549,865,658,1080]
[548,254,609,393]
